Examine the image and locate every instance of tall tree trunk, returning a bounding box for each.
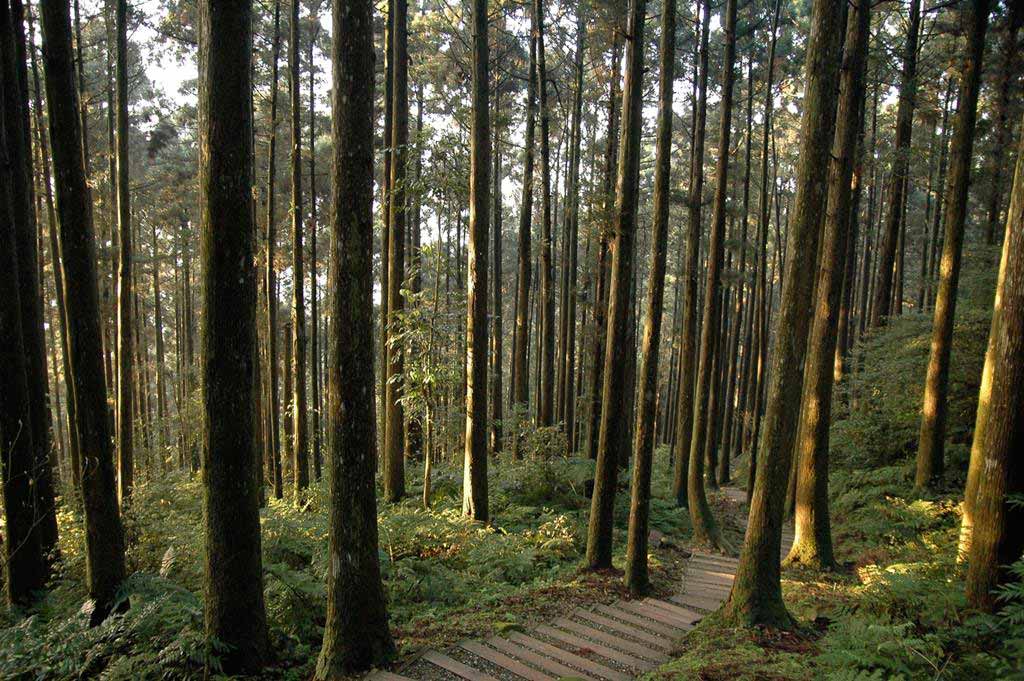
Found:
[535,0,555,427]
[39,0,127,625]
[870,0,920,328]
[489,77,503,456]
[196,0,269,671]
[741,0,781,493]
[925,85,953,311]
[510,18,536,447]
[114,0,132,507]
[383,0,408,501]
[625,0,675,595]
[687,0,738,549]
[964,109,1024,611]
[558,11,585,445]
[314,0,395,668]
[309,17,321,481]
[585,0,646,571]
[289,0,308,497]
[1,3,46,602]
[4,0,59,556]
[983,4,1022,246]
[462,0,490,522]
[583,30,621,463]
[265,0,283,499]
[722,0,844,628]
[672,0,709,507]
[914,0,990,492]
[786,0,869,571]
[151,220,169,458]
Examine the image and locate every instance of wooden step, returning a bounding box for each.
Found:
[505,631,631,681]
[533,623,649,671]
[618,600,695,630]
[572,609,673,650]
[551,618,669,662]
[459,640,554,681]
[595,604,686,640]
[642,599,701,625]
[421,650,499,681]
[486,636,591,681]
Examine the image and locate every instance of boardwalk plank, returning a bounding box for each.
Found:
[422,650,500,681]
[572,609,674,650]
[643,599,701,624]
[533,624,650,671]
[618,600,695,629]
[552,618,669,662]
[366,671,416,681]
[595,604,686,640]
[505,632,631,681]
[670,592,725,612]
[458,640,554,681]
[486,636,591,681]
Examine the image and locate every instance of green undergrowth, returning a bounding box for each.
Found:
[1,450,698,679]
[650,246,1024,680]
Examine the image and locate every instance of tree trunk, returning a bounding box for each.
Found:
[309,18,322,481]
[915,0,990,492]
[40,0,127,625]
[535,0,555,428]
[489,78,503,456]
[510,16,536,447]
[870,0,920,328]
[289,0,308,498]
[314,0,396,670]
[383,0,408,501]
[1,6,47,602]
[687,0,738,549]
[265,0,283,499]
[982,4,1022,246]
[4,0,59,557]
[786,0,869,571]
[721,0,844,628]
[462,0,489,522]
[672,0,709,507]
[583,30,621,463]
[196,0,269,671]
[114,0,132,507]
[585,0,646,571]
[964,109,1024,612]
[625,0,675,595]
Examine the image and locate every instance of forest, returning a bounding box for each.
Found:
[1,0,1022,678]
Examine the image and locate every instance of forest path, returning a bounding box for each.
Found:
[369,487,794,681]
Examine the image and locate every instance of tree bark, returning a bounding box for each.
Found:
[197,0,269,671]
[722,0,844,628]
[265,0,283,499]
[786,0,870,571]
[915,0,991,492]
[40,0,127,625]
[625,0,675,595]
[4,0,59,557]
[687,0,738,549]
[586,0,646,571]
[314,0,396,670]
[870,0,921,328]
[289,0,308,497]
[1,7,46,602]
[383,0,408,501]
[462,0,489,522]
[964,109,1024,612]
[535,0,555,428]
[114,0,132,507]
[672,0,709,508]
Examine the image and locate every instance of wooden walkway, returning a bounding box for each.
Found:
[370,489,794,681]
